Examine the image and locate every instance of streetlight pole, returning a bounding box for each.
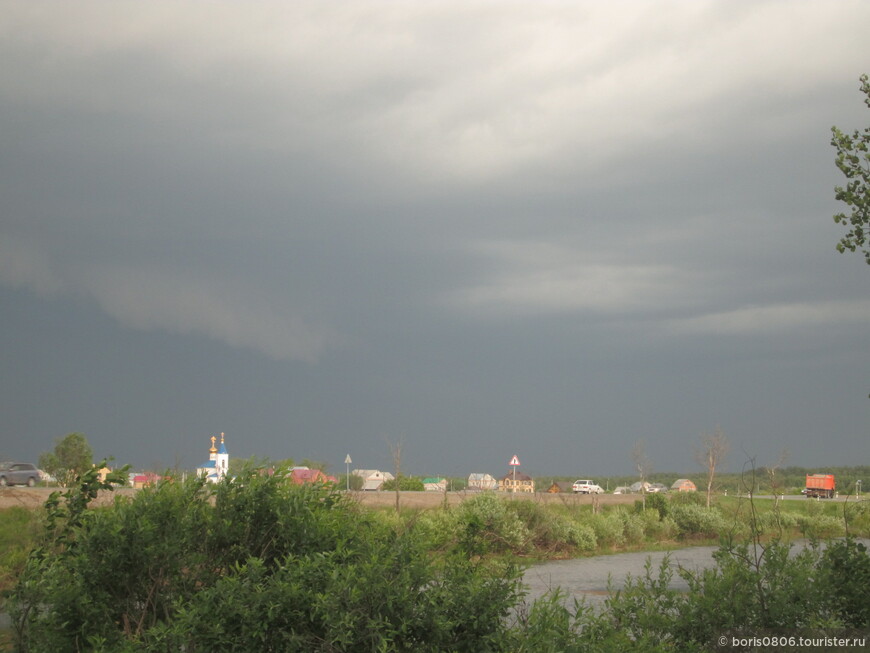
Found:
[345,454,352,492]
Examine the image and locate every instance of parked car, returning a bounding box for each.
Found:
[572,479,604,494]
[648,483,669,493]
[612,486,632,494]
[0,462,40,487]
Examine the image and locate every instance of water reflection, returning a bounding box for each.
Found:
[521,539,870,609]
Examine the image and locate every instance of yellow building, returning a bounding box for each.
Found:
[499,471,534,493]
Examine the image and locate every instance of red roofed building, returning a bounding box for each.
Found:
[131,473,162,489]
[289,467,337,486]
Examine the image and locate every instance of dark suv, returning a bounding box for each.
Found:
[0,462,40,487]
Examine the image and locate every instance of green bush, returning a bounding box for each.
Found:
[382,475,425,491]
[844,500,870,537]
[670,503,726,538]
[620,512,646,545]
[819,538,870,626]
[0,507,36,595]
[453,493,529,556]
[589,511,625,548]
[9,469,525,652]
[507,500,591,554]
[669,490,705,507]
[412,506,458,551]
[797,514,845,539]
[755,509,798,533]
[655,516,679,541]
[569,522,598,552]
[636,492,669,519]
[589,537,870,649]
[11,469,870,651]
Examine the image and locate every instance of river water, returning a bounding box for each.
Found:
[520,539,870,610]
[521,545,718,609]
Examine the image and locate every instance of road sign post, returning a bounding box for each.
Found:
[509,455,520,493]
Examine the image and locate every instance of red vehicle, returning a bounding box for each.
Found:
[805,474,835,499]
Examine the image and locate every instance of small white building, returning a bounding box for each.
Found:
[352,469,394,491]
[423,477,448,492]
[196,433,229,483]
[467,473,498,491]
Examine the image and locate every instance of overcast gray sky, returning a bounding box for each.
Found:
[1,1,868,479]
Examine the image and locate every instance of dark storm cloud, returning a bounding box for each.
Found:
[1,1,868,475]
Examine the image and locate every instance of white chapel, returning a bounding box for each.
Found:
[196,432,229,483]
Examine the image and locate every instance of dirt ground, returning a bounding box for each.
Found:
[348,490,638,509]
[0,487,138,510]
[0,487,638,511]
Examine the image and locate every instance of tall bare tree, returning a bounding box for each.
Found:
[764,448,789,498]
[631,440,653,510]
[764,448,789,531]
[694,427,730,508]
[388,437,404,514]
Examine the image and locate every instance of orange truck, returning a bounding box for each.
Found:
[805,474,836,499]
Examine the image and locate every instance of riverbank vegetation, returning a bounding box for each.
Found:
[2,467,869,651]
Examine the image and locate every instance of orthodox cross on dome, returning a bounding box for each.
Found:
[210,435,217,453]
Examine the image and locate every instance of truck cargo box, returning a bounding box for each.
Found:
[805,474,835,498]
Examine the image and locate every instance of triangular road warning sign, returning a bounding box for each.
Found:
[509,455,520,466]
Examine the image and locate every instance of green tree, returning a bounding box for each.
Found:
[227,454,272,477]
[341,473,364,491]
[832,74,870,264]
[383,475,425,491]
[38,432,93,487]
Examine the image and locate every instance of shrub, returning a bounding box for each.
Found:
[453,493,529,556]
[844,500,870,537]
[589,511,625,548]
[599,539,837,648]
[669,490,705,507]
[413,506,459,551]
[0,507,36,595]
[636,492,669,519]
[9,469,524,652]
[670,503,726,538]
[620,512,646,545]
[653,516,679,541]
[382,475,425,491]
[507,500,591,554]
[797,514,845,539]
[755,509,798,533]
[569,522,598,552]
[819,538,870,627]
